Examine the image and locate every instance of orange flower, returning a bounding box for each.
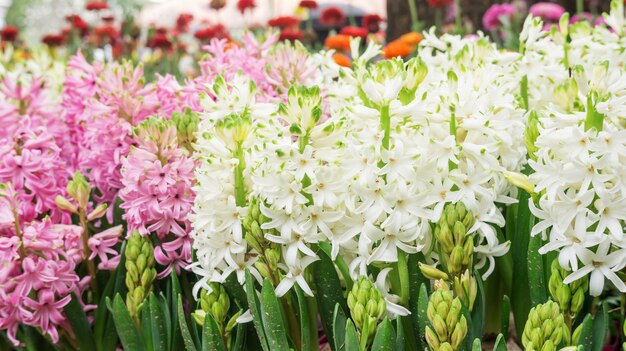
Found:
[324,34,351,52]
[382,40,414,59]
[398,32,424,46]
[332,53,351,67]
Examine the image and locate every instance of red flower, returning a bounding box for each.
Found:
[194,24,229,41]
[101,15,115,22]
[362,14,383,33]
[66,15,89,35]
[41,34,64,46]
[1,26,18,42]
[155,27,168,35]
[299,0,318,9]
[320,6,346,27]
[426,0,453,8]
[340,26,368,39]
[94,24,118,43]
[85,1,109,11]
[268,16,300,30]
[237,0,256,14]
[279,29,303,42]
[176,13,194,32]
[148,33,172,50]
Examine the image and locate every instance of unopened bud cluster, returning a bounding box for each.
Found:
[548,260,587,316]
[347,277,386,346]
[425,281,467,351]
[125,231,157,319]
[434,202,475,276]
[522,300,570,351]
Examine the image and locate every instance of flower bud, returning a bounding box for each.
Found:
[548,260,587,317]
[192,310,206,326]
[522,300,570,351]
[55,195,78,213]
[87,204,108,221]
[434,203,475,277]
[419,263,449,281]
[125,231,156,320]
[453,270,477,311]
[67,172,91,209]
[199,283,230,329]
[426,281,466,351]
[347,277,386,346]
[504,170,535,196]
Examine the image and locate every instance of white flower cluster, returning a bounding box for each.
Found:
[524,1,626,296]
[190,33,528,307]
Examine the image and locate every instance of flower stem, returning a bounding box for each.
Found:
[380,104,391,151]
[397,250,410,306]
[584,93,604,132]
[576,0,584,17]
[234,143,246,207]
[435,8,443,34]
[407,0,420,32]
[12,207,25,258]
[307,297,320,351]
[79,208,98,292]
[454,0,462,32]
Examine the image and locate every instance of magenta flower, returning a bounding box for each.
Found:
[23,289,71,344]
[570,12,594,24]
[529,2,566,23]
[483,3,516,31]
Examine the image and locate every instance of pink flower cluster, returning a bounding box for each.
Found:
[0,209,88,345]
[120,122,195,279]
[62,53,185,207]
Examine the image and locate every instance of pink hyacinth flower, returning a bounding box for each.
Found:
[483,3,516,31]
[529,2,565,23]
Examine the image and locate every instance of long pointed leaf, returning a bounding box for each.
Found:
[107,295,146,351]
[295,286,312,351]
[148,294,167,351]
[63,294,97,351]
[371,318,395,351]
[415,283,429,350]
[511,185,534,338]
[201,314,226,351]
[345,320,359,351]
[591,302,608,351]
[177,295,198,351]
[333,303,348,351]
[260,279,290,351]
[493,334,507,351]
[313,247,349,350]
[245,270,269,351]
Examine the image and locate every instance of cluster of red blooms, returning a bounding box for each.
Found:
[426,0,454,8]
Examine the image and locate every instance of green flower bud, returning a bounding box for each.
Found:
[434,203,475,277]
[67,172,91,209]
[192,310,206,326]
[347,277,386,346]
[171,109,199,153]
[199,283,230,329]
[548,260,588,317]
[125,231,156,320]
[426,281,466,351]
[522,300,570,351]
[55,195,78,213]
[419,263,449,281]
[453,270,477,311]
[524,111,541,161]
[87,203,108,221]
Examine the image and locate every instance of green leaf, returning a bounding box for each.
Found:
[141,294,155,351]
[231,320,246,351]
[96,242,128,351]
[407,253,428,351]
[332,304,348,351]
[294,286,312,351]
[471,338,482,351]
[201,314,226,351]
[511,183,535,338]
[169,274,182,351]
[527,234,548,306]
[245,270,269,351]
[107,294,145,351]
[493,334,507,351]
[500,295,510,340]
[371,318,396,351]
[312,247,349,349]
[259,279,290,351]
[591,302,608,351]
[344,319,360,351]
[576,314,593,348]
[415,283,429,351]
[470,271,485,341]
[63,294,97,351]
[396,317,406,351]
[148,294,167,351]
[177,295,198,351]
